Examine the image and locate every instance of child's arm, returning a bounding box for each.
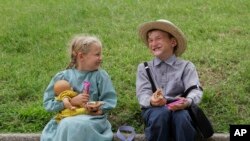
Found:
[96,70,117,113]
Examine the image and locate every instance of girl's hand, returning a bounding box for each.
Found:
[89,109,103,116]
[86,101,104,113]
[70,93,89,107]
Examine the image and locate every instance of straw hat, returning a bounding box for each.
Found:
[138,19,187,56]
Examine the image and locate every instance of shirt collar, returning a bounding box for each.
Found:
[153,55,177,66]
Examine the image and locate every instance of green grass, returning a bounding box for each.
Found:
[0,0,249,133]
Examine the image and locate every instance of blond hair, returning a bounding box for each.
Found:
[66,34,102,69]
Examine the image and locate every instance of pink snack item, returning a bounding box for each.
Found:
[166,99,185,109]
[83,81,91,94]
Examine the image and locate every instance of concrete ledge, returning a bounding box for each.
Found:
[0,133,229,141]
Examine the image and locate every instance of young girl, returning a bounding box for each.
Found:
[41,34,117,141]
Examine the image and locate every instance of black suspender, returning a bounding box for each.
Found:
[144,62,156,92]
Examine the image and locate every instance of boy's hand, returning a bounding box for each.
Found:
[150,89,166,106]
[167,97,189,111]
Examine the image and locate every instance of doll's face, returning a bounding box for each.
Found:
[54,80,71,95]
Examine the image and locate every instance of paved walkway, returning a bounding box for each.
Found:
[0,133,229,141]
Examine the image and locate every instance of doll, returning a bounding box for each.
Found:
[53,80,89,122]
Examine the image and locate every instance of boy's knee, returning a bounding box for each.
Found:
[150,107,171,122]
[172,110,193,126]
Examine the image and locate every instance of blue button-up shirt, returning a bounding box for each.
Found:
[136,55,203,108]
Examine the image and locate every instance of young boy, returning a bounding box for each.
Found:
[136,19,203,141]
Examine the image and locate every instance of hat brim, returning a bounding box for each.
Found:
[138,20,187,56]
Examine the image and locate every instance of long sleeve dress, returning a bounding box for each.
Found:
[40,68,117,141]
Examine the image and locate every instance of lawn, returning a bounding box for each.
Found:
[0,0,249,133]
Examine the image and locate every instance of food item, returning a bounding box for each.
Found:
[166,99,185,109]
[87,101,104,105]
[87,101,105,107]
[83,81,91,94]
[154,89,163,99]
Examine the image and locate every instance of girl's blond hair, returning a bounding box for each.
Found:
[66,34,102,69]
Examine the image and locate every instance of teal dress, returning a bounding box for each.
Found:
[40,68,117,141]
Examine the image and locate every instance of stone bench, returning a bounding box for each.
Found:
[0,133,229,141]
